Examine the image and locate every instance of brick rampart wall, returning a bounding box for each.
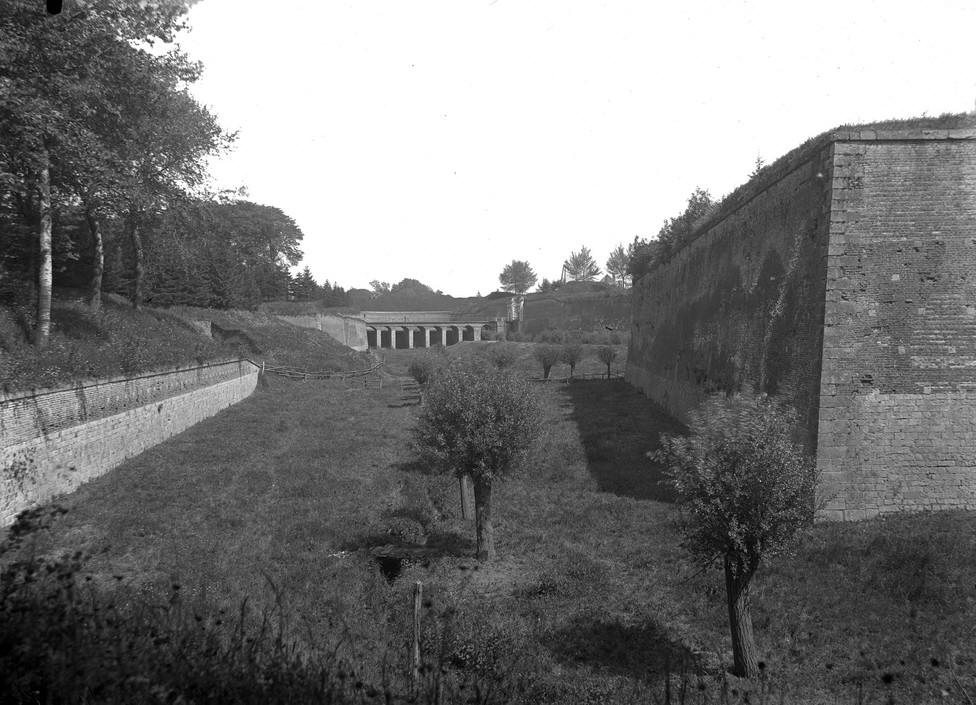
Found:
[626,143,833,449]
[1,359,259,525]
[818,135,976,518]
[626,126,976,519]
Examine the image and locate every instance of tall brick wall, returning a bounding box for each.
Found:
[626,125,976,519]
[1,359,259,525]
[277,313,368,351]
[818,132,976,518]
[626,142,833,449]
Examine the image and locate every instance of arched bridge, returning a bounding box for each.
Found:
[360,311,500,349]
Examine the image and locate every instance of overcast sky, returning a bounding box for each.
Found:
[178,1,976,297]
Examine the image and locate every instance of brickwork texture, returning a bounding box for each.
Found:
[626,127,976,520]
[1,359,259,525]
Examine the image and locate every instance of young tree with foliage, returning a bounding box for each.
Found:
[605,245,630,287]
[653,393,818,678]
[498,260,538,294]
[560,343,584,378]
[413,360,542,560]
[563,246,602,281]
[533,344,561,380]
[596,345,618,379]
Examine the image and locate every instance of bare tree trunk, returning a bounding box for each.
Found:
[35,153,52,348]
[458,473,475,521]
[85,207,103,312]
[473,477,495,562]
[725,555,760,678]
[128,208,144,309]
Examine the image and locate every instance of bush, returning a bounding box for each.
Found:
[487,342,519,369]
[407,356,438,386]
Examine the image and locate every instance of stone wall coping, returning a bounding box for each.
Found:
[0,358,259,406]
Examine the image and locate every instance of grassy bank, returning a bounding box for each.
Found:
[4,343,976,702]
[0,292,369,394]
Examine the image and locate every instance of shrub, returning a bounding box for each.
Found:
[407,356,437,386]
[533,344,561,380]
[487,342,519,369]
[653,393,818,678]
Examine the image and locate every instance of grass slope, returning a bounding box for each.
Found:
[4,342,976,703]
[0,291,369,394]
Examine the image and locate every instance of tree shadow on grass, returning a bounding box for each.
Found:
[561,379,686,502]
[544,615,699,680]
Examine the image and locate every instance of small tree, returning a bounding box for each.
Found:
[605,244,630,287]
[560,343,584,378]
[533,344,560,380]
[413,360,542,560]
[563,246,602,281]
[596,345,617,379]
[499,260,538,294]
[653,393,817,678]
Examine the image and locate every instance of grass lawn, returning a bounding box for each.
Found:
[8,341,976,703]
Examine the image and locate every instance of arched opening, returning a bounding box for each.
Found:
[366,328,377,349]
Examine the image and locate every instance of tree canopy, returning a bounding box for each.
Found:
[498,260,538,294]
[654,393,817,678]
[563,246,602,281]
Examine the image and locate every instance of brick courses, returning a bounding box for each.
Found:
[1,359,259,525]
[626,127,976,519]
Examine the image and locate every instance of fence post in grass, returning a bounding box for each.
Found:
[459,474,475,521]
[412,581,423,689]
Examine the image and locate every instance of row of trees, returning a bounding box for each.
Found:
[494,188,720,298]
[496,244,633,296]
[0,2,332,342]
[410,348,816,680]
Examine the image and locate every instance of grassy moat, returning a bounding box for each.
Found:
[3,343,976,703]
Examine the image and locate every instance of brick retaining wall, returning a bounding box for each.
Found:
[1,359,259,525]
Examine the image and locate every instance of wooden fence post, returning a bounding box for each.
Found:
[459,474,475,521]
[412,581,422,689]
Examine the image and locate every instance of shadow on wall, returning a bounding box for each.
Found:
[560,380,686,502]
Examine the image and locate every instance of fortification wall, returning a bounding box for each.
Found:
[818,133,976,518]
[626,143,833,449]
[277,313,368,351]
[1,359,259,525]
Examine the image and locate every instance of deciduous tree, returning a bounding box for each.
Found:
[413,360,542,560]
[499,260,538,294]
[596,345,618,379]
[560,343,584,378]
[653,393,817,678]
[533,344,560,380]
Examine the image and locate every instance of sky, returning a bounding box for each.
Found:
[177,1,976,297]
